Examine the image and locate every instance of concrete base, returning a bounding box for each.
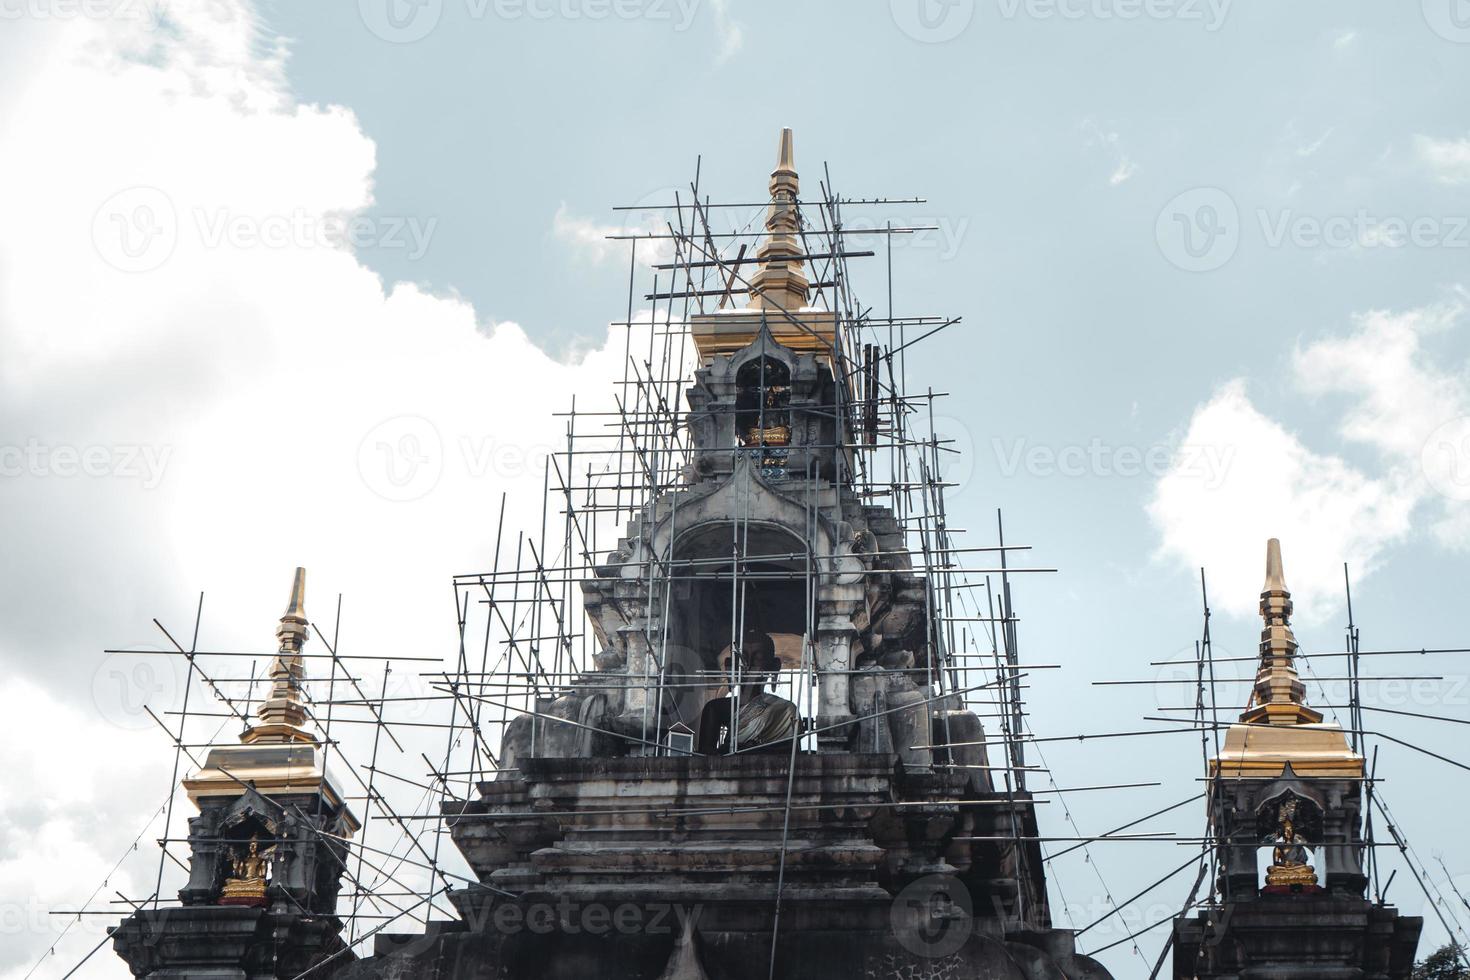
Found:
[1172,894,1421,979]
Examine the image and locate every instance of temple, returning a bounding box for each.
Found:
[112,568,360,979]
[105,134,1437,980]
[1170,539,1422,979]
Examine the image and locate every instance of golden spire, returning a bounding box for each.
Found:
[746,127,810,314]
[242,567,316,745]
[1241,539,1323,726]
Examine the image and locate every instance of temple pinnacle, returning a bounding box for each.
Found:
[746,127,810,314]
[1242,539,1321,726]
[242,567,316,744]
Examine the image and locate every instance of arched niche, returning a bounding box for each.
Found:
[734,355,792,448]
[659,519,812,732]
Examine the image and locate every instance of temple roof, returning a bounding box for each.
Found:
[1210,539,1363,778]
[690,128,837,362]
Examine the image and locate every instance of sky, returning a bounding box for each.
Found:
[2,1,1470,977]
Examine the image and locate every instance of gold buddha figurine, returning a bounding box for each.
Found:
[220,835,271,906]
[1265,803,1318,888]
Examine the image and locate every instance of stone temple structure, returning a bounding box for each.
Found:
[111,131,1112,980]
[112,568,360,979]
[1170,540,1422,979]
[108,133,1431,980]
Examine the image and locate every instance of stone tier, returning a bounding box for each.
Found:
[1172,894,1421,979]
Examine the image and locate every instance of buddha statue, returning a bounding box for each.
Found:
[697,630,798,754]
[220,835,271,907]
[1265,802,1318,888]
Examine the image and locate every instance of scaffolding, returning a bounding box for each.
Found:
[45,136,1470,980]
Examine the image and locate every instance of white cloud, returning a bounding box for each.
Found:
[1080,119,1136,186]
[710,0,744,64]
[0,6,673,976]
[1293,304,1465,462]
[1296,126,1334,158]
[1148,380,1414,620]
[1150,300,1470,619]
[0,679,163,979]
[1415,133,1470,184]
[552,199,678,268]
[551,201,625,264]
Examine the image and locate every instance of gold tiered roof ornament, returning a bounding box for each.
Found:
[242,567,314,744]
[182,568,357,825]
[1210,539,1365,779]
[689,128,839,362]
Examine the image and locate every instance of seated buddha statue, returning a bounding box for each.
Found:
[1265,805,1318,888]
[696,631,798,754]
[220,835,271,907]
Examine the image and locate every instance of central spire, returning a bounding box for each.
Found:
[1241,539,1323,726]
[745,127,810,314]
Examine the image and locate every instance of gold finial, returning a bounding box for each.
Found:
[1241,539,1322,726]
[746,127,810,314]
[284,566,306,621]
[774,126,795,176]
[242,567,316,745]
[1264,537,1286,592]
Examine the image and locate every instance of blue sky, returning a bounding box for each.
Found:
[3,1,1470,976]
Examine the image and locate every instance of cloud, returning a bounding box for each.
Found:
[1080,119,1136,186]
[1293,304,1466,462]
[1415,133,1470,184]
[1148,380,1414,620]
[1149,299,1470,619]
[0,5,673,975]
[1296,127,1334,158]
[710,0,744,64]
[552,201,625,263]
[552,200,676,268]
[0,678,167,979]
